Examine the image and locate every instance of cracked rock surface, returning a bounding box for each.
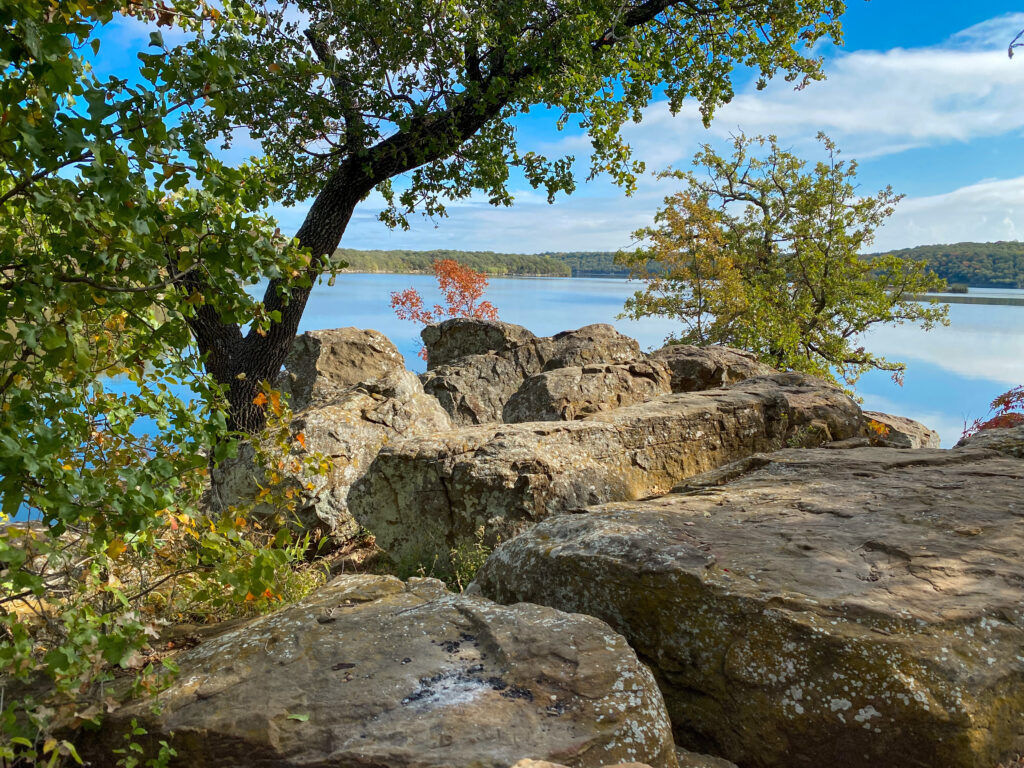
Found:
[472,445,1024,768]
[350,373,861,574]
[80,575,678,768]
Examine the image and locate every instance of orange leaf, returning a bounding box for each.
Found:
[252,392,268,407]
[295,432,306,449]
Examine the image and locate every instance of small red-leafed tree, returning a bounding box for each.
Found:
[962,386,1024,439]
[392,259,498,358]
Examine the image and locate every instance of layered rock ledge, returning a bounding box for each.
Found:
[472,445,1024,768]
[350,372,861,573]
[81,575,678,768]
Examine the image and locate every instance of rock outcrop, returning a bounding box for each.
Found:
[81,575,679,768]
[955,424,1024,457]
[422,318,552,374]
[212,331,451,539]
[542,324,642,370]
[472,446,1024,768]
[277,328,407,410]
[420,354,524,426]
[863,410,941,448]
[290,370,452,536]
[420,321,648,425]
[503,361,672,422]
[350,373,861,573]
[649,344,775,393]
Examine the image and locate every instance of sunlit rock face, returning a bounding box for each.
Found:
[472,445,1024,768]
[79,575,679,768]
[351,372,862,574]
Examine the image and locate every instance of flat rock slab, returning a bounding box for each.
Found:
[351,373,860,575]
[81,575,678,768]
[472,447,1024,768]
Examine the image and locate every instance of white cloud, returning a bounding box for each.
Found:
[873,176,1024,250]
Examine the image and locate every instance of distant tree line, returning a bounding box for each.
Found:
[864,241,1024,289]
[334,248,572,276]
[336,242,1024,288]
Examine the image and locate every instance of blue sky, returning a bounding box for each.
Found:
[102,3,1024,254]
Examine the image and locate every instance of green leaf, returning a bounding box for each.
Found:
[286,713,310,722]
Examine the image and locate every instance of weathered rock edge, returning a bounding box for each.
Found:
[350,373,861,574]
[80,575,678,768]
[472,446,1024,768]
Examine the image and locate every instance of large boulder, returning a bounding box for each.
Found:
[210,370,451,540]
[80,575,679,768]
[472,447,1024,768]
[420,354,524,426]
[276,327,408,410]
[419,322,650,425]
[290,370,452,536]
[422,318,552,374]
[649,344,775,393]
[955,424,1024,457]
[503,361,672,422]
[543,324,643,370]
[863,410,941,449]
[350,373,861,574]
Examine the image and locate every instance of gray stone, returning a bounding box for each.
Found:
[544,324,642,370]
[421,318,552,374]
[472,447,1024,768]
[420,353,524,426]
[955,424,1024,457]
[276,328,407,410]
[649,344,775,393]
[80,575,678,768]
[350,373,861,574]
[503,361,672,422]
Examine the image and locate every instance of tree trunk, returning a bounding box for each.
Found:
[188,164,373,433]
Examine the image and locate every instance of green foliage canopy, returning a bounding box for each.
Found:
[618,134,949,384]
[1,1,326,761]
[145,0,850,432]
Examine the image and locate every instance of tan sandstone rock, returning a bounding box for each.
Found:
[472,446,1024,768]
[420,353,524,425]
[80,575,678,768]
[863,410,941,448]
[422,318,552,373]
[502,361,672,422]
[543,324,642,370]
[350,373,861,575]
[649,344,775,392]
[277,327,408,410]
[290,370,452,536]
[955,424,1024,457]
[210,368,451,540]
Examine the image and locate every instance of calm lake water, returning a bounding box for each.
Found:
[301,273,1024,448]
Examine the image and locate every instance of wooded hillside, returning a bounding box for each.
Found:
[866,241,1024,288]
[337,242,1024,287]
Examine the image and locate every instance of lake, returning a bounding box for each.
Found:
[300,273,1024,448]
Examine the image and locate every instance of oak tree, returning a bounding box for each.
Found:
[618,134,949,384]
[157,0,848,431]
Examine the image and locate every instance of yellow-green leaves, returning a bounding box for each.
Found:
[619,133,948,385]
